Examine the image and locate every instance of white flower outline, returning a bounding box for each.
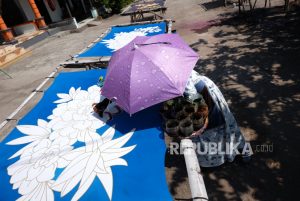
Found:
[102,26,162,51]
[7,85,136,201]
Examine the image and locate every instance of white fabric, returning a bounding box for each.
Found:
[184,70,202,101]
[190,73,247,167]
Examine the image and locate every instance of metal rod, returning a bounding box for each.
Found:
[65,1,72,17]
[81,0,87,13]
[0,69,12,79]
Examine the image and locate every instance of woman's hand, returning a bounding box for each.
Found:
[190,127,205,137]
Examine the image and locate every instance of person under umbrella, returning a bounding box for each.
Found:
[92,33,249,167]
[92,76,121,120]
[92,33,199,120]
[101,33,199,115]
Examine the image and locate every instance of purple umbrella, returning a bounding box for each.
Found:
[101,33,199,115]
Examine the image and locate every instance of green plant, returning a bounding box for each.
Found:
[166,100,174,106]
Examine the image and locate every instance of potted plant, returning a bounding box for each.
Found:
[176,110,190,122]
[163,101,170,110]
[194,97,205,105]
[161,102,170,115]
[191,112,204,131]
[165,120,180,136]
[166,100,174,107]
[170,100,183,118]
[162,111,174,122]
[184,104,196,116]
[174,104,183,113]
[179,119,194,137]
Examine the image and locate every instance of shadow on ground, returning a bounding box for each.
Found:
[166,6,300,201]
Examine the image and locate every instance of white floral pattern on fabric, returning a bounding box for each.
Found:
[101,26,162,51]
[6,85,136,201]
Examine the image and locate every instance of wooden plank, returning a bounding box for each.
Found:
[0,45,17,56]
[60,56,110,69]
[0,47,30,68]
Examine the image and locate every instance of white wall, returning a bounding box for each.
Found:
[43,0,63,23]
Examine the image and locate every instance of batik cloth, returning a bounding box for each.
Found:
[190,71,247,167]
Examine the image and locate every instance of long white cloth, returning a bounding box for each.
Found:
[190,71,246,167]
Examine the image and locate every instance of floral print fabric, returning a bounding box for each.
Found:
[191,72,246,167]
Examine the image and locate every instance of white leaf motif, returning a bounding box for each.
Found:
[54,128,136,201]
[7,85,136,201]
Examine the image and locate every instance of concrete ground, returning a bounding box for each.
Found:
[1,0,299,200]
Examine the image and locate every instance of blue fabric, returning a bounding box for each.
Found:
[195,80,205,92]
[78,22,166,57]
[0,69,172,201]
